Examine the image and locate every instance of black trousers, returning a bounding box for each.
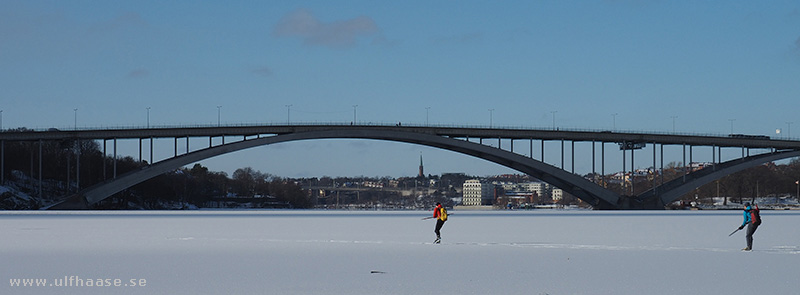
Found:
[434,219,446,238]
[746,222,759,249]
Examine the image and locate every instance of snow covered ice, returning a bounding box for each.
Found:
[2,210,800,294]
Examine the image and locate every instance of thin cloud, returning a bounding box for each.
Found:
[795,36,800,52]
[788,8,800,19]
[272,9,379,48]
[503,28,532,42]
[88,12,148,35]
[127,68,149,79]
[251,66,273,77]
[432,32,483,45]
[370,35,401,48]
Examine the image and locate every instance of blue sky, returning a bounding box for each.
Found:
[2,1,800,178]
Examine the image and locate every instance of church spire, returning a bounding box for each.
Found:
[418,152,424,178]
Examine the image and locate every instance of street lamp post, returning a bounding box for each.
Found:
[729,119,735,134]
[787,122,793,138]
[73,108,78,129]
[0,109,3,130]
[217,106,222,126]
[670,116,678,133]
[612,113,618,131]
[488,109,495,128]
[425,107,430,126]
[352,105,358,124]
[285,104,292,124]
[146,107,151,128]
[551,111,558,130]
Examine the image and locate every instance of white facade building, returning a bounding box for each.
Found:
[462,179,494,206]
[552,188,564,201]
[520,182,549,198]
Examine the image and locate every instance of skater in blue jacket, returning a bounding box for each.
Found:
[738,202,761,251]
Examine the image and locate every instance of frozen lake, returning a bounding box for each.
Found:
[2,210,799,294]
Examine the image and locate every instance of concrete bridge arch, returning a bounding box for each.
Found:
[49,128,800,210]
[52,129,621,209]
[637,149,800,206]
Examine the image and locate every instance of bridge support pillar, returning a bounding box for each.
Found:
[1,140,4,185]
[49,194,90,210]
[615,195,665,210]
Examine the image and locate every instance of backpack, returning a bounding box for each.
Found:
[751,204,761,226]
[439,207,448,221]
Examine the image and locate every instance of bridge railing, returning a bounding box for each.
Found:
[3,121,791,141]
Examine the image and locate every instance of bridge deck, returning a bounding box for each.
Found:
[2,124,799,150]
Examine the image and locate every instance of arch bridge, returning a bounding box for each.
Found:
[2,124,798,209]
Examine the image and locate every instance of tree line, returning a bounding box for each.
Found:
[606,159,800,204]
[0,129,311,209]
[692,160,800,204]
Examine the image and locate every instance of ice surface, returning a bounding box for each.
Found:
[2,210,799,294]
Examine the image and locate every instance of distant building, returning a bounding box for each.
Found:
[689,162,714,172]
[363,181,384,189]
[552,188,564,202]
[520,182,549,198]
[463,179,494,206]
[495,181,518,191]
[502,191,535,204]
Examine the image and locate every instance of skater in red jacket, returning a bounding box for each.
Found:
[433,203,448,244]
